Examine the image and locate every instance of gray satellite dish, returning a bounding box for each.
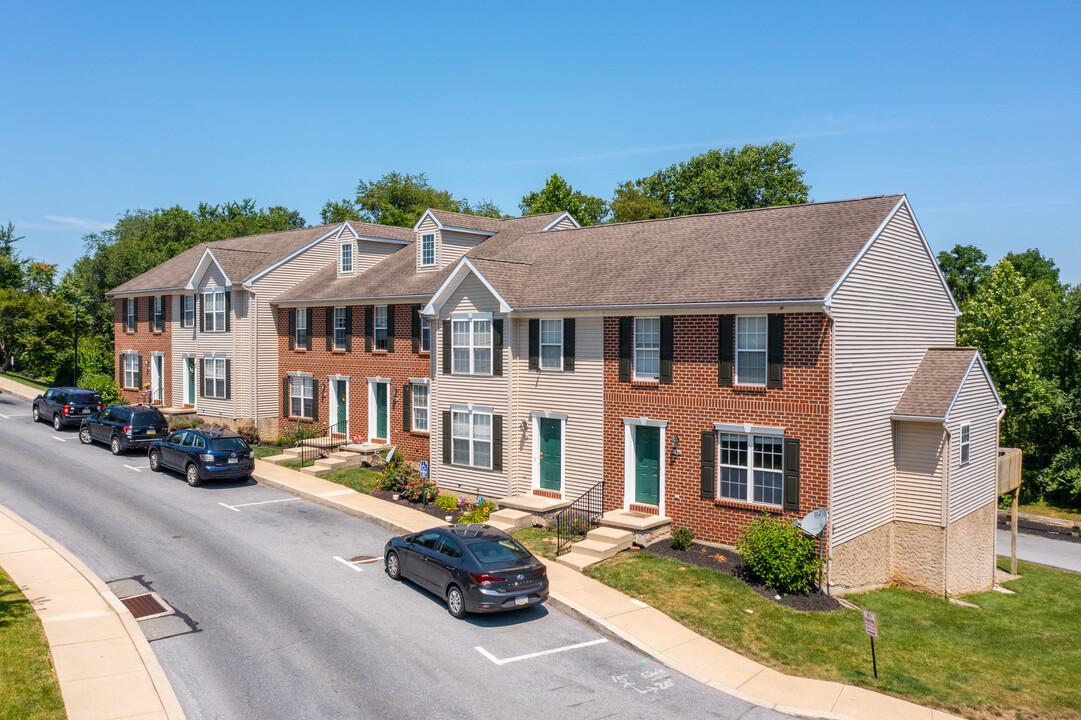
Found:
[798,508,828,537]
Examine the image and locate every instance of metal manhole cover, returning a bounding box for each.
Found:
[121,592,173,620]
[349,556,379,564]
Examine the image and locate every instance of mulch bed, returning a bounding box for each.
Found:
[370,489,465,524]
[997,511,1081,545]
[639,540,842,612]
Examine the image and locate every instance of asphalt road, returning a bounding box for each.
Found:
[997,529,1081,573]
[0,393,789,720]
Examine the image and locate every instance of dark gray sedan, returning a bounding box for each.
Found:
[384,524,549,618]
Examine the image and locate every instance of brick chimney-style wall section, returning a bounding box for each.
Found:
[114,296,172,407]
[277,304,430,462]
[602,312,831,546]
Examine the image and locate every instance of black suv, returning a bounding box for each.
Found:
[33,388,103,431]
[79,405,170,455]
[148,428,254,486]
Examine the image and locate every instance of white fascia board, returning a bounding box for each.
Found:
[890,414,946,423]
[241,225,343,288]
[509,300,824,314]
[540,211,580,231]
[944,352,1005,421]
[108,286,186,297]
[413,209,443,232]
[273,295,430,307]
[422,257,513,316]
[186,247,232,290]
[904,196,962,317]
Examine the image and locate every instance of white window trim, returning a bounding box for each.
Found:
[367,377,392,441]
[735,315,768,387]
[183,294,195,328]
[716,431,785,507]
[633,317,660,382]
[539,318,564,371]
[530,411,567,495]
[202,356,227,399]
[450,405,494,469]
[959,422,971,466]
[289,375,315,420]
[420,233,436,267]
[340,242,354,274]
[328,375,349,437]
[295,307,307,348]
[333,307,348,351]
[122,351,139,389]
[714,422,785,436]
[450,312,493,375]
[622,417,667,514]
[203,289,226,333]
[374,305,389,351]
[409,379,430,433]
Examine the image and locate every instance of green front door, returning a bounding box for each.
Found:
[335,380,347,435]
[538,418,562,491]
[634,425,661,506]
[186,359,195,405]
[375,382,388,439]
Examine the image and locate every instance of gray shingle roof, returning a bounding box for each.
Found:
[893,348,979,418]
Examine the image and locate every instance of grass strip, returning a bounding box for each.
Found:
[0,371,48,393]
[320,466,383,495]
[252,446,283,460]
[0,569,65,720]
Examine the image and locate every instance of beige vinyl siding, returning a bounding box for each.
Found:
[893,421,946,525]
[351,239,400,274]
[193,268,237,418]
[830,203,957,546]
[172,293,197,404]
[416,215,440,272]
[548,215,578,231]
[445,275,497,313]
[947,365,1000,521]
[510,316,604,499]
[439,230,488,269]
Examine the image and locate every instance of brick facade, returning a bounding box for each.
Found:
[114,296,172,406]
[277,304,431,462]
[602,312,831,546]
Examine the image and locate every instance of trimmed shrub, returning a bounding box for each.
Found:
[735,514,823,594]
[670,527,695,551]
[236,425,259,445]
[435,495,459,512]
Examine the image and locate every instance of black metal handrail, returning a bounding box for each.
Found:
[291,418,348,467]
[553,480,606,557]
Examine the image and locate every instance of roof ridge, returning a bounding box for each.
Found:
[472,257,534,266]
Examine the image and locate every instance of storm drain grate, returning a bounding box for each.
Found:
[121,592,173,620]
[350,555,379,564]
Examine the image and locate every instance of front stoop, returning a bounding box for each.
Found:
[261,448,303,465]
[496,494,571,527]
[557,526,635,571]
[598,510,671,546]
[487,509,532,533]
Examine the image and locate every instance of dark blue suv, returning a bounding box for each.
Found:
[148,427,254,487]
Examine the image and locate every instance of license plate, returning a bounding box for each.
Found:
[146,430,155,435]
[514,595,529,606]
[77,409,87,414]
[228,458,238,464]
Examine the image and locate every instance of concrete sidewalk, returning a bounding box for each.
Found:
[997,528,1081,573]
[254,460,963,720]
[0,373,41,402]
[0,505,185,720]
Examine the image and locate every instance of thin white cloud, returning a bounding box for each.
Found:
[17,216,114,232]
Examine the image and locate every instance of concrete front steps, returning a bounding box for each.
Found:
[260,441,388,476]
[557,526,635,571]
[486,509,533,533]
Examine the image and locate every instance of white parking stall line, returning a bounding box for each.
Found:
[218,497,302,512]
[123,465,143,472]
[333,556,364,572]
[474,638,608,666]
[52,436,67,442]
[218,503,242,513]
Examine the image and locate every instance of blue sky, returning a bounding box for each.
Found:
[2,1,1078,283]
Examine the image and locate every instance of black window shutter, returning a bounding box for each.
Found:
[618,317,632,382]
[700,430,717,499]
[402,384,411,432]
[365,306,373,353]
[528,319,540,371]
[442,411,451,463]
[767,314,784,388]
[660,315,674,384]
[492,319,503,376]
[442,320,451,375]
[492,415,503,472]
[345,307,353,352]
[224,291,231,332]
[563,318,575,372]
[325,308,333,351]
[411,305,421,353]
[305,309,313,351]
[135,355,142,389]
[386,305,395,352]
[718,315,734,386]
[783,438,801,511]
[288,309,296,350]
[224,359,231,400]
[198,294,204,333]
[312,381,320,422]
[283,377,289,417]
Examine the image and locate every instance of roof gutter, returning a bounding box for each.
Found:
[508,299,826,313]
[273,295,432,307]
[106,287,187,297]
[889,414,947,423]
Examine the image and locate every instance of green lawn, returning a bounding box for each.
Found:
[321,466,382,494]
[512,527,561,560]
[0,371,48,393]
[1017,500,1081,523]
[0,570,65,720]
[252,446,282,460]
[587,555,1079,720]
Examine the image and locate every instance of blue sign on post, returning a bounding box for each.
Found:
[420,460,429,478]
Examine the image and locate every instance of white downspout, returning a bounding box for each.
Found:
[943,423,951,598]
[823,304,836,592]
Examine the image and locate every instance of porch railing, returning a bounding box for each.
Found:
[290,418,348,467]
[553,480,605,557]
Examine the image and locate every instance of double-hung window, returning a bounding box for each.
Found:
[290,376,314,419]
[451,315,492,374]
[203,290,225,332]
[736,316,768,385]
[340,243,353,273]
[960,424,971,465]
[420,317,430,353]
[540,319,563,370]
[374,306,388,351]
[153,296,164,332]
[420,233,435,266]
[411,382,429,432]
[718,432,784,506]
[451,409,492,468]
[295,308,307,348]
[123,353,139,389]
[202,357,226,398]
[126,298,136,332]
[183,295,195,328]
[634,317,660,380]
[333,307,347,350]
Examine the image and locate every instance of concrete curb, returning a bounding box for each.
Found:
[0,504,186,720]
[254,471,412,536]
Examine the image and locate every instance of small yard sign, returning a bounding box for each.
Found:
[420,460,428,478]
[862,610,878,638]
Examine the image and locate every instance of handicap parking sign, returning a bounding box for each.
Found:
[420,460,429,478]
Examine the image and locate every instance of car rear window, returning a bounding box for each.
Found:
[132,411,166,425]
[209,437,249,452]
[70,392,100,404]
[469,538,532,566]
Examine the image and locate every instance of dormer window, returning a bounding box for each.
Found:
[340,242,353,273]
[420,233,435,267]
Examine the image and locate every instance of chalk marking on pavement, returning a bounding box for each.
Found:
[321,489,355,497]
[123,465,143,472]
[475,638,608,666]
[219,497,302,511]
[333,555,364,572]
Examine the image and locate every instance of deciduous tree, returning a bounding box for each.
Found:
[937,244,991,303]
[519,174,609,226]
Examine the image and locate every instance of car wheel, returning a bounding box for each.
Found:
[186,464,203,487]
[32,406,40,422]
[148,450,162,472]
[446,585,467,619]
[110,436,123,455]
[53,414,63,431]
[79,426,92,445]
[386,551,401,580]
